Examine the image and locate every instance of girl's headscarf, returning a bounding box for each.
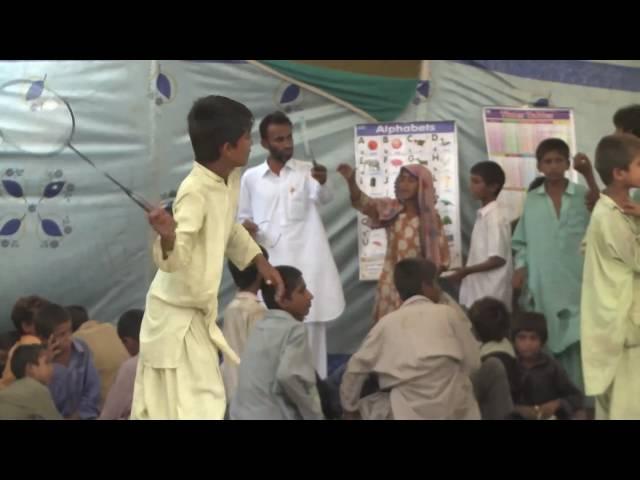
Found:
[366,165,447,268]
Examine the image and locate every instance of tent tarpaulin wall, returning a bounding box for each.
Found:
[0,60,639,357]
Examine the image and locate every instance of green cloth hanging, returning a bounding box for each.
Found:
[258,60,419,122]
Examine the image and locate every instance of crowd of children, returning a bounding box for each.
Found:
[1,102,638,421]
[222,103,639,420]
[0,298,143,420]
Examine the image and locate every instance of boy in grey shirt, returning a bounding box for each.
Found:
[230,266,323,420]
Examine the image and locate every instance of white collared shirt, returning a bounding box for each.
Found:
[459,201,513,311]
[238,159,344,324]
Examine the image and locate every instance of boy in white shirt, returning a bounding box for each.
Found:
[449,161,513,311]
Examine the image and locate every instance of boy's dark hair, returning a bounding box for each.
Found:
[34,303,71,340]
[228,246,269,291]
[469,297,511,343]
[535,138,570,163]
[187,96,254,164]
[595,134,640,185]
[117,309,144,341]
[11,296,50,334]
[470,161,506,196]
[261,266,303,310]
[66,305,89,332]
[393,258,437,301]
[10,344,47,379]
[528,176,546,192]
[512,312,548,345]
[259,111,293,140]
[613,104,640,138]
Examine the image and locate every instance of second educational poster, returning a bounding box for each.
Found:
[354,121,462,281]
[483,107,578,222]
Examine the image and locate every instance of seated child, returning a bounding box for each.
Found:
[0,344,61,420]
[71,305,129,408]
[230,266,323,420]
[468,297,518,420]
[221,246,269,401]
[340,258,481,420]
[468,297,519,396]
[0,296,50,388]
[100,309,144,420]
[34,303,101,419]
[512,312,584,420]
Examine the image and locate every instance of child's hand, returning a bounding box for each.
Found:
[337,164,355,182]
[514,405,537,420]
[46,334,63,360]
[623,201,640,218]
[585,190,600,212]
[147,206,176,239]
[311,163,328,185]
[242,219,259,238]
[573,153,593,177]
[254,255,285,302]
[512,268,527,290]
[540,400,561,419]
[442,267,467,284]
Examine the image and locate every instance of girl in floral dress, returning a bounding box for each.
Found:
[337,163,450,322]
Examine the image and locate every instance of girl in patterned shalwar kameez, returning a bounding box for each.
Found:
[338,163,450,323]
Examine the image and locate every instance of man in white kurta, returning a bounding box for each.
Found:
[238,112,345,378]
